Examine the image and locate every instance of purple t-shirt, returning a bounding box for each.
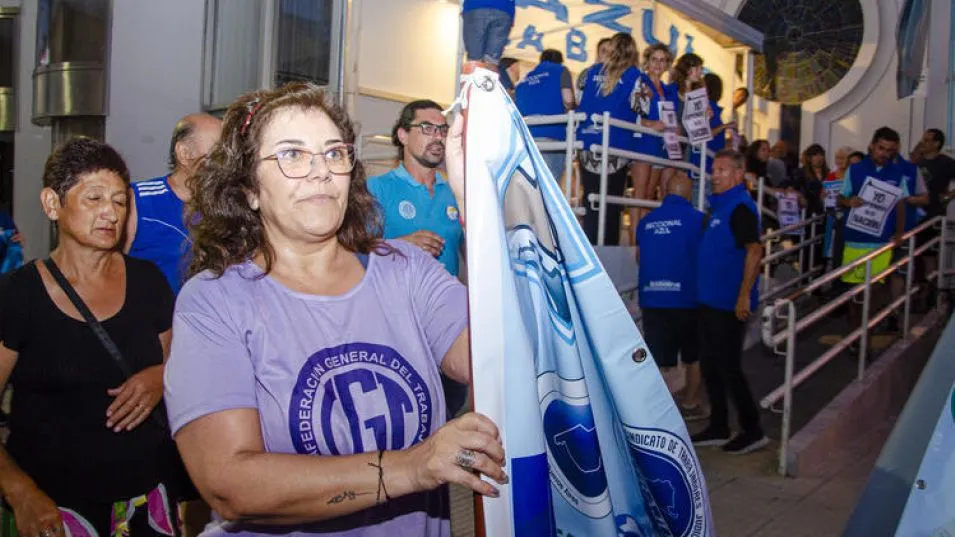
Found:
[164,241,468,537]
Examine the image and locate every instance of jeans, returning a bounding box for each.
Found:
[461,8,513,64]
[698,306,763,436]
[540,149,566,183]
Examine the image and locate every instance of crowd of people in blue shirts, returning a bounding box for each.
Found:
[500,27,955,455]
[507,32,742,246]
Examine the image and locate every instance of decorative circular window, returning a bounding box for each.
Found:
[737,0,864,104]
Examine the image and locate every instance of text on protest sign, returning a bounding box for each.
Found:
[846,177,903,238]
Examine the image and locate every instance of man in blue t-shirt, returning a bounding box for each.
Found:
[636,174,706,422]
[461,0,515,68]
[515,49,576,183]
[368,100,464,277]
[368,101,466,419]
[692,149,768,455]
[125,113,222,294]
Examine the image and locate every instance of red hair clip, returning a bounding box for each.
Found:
[240,98,264,135]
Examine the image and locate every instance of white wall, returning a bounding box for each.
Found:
[11,0,53,260]
[106,0,205,181]
[800,0,946,159]
[924,0,953,151]
[355,0,460,107]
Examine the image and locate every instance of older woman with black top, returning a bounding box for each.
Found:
[0,138,178,537]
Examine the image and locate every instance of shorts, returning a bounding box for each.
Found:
[641,307,699,368]
[841,245,892,284]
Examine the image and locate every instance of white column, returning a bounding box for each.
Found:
[745,50,755,141]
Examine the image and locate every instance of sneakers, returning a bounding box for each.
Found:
[691,428,731,447]
[722,432,770,455]
[680,404,710,422]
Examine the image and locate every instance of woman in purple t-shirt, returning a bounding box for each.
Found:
[163,83,506,536]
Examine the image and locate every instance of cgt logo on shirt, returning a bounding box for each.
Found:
[288,342,433,455]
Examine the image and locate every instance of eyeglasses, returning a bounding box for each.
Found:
[261,144,356,178]
[409,122,450,137]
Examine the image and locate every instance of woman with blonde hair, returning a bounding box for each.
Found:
[575,32,643,245]
[629,43,679,230]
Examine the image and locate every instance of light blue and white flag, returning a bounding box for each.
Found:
[462,67,713,537]
[896,0,930,99]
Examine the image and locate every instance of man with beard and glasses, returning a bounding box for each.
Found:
[369,100,463,276]
[369,100,467,419]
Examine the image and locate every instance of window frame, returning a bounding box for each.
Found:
[201,0,344,114]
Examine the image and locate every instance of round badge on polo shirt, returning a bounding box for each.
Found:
[399,200,416,220]
[446,206,459,222]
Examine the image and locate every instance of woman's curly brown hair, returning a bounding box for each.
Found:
[187,82,387,277]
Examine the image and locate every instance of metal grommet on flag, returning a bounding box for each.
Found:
[632,348,647,363]
[478,75,495,93]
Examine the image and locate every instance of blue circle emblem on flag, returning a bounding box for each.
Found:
[539,374,611,518]
[625,426,707,537]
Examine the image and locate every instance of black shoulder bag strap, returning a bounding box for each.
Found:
[43,258,167,429]
[44,258,133,377]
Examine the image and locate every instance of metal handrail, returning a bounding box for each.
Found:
[590,144,699,173]
[763,213,826,241]
[762,234,823,265]
[523,112,587,126]
[590,114,717,159]
[765,228,942,349]
[588,111,710,241]
[783,217,941,303]
[763,215,950,475]
[586,193,661,210]
[521,112,583,198]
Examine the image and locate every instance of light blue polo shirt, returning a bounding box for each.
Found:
[368,163,463,276]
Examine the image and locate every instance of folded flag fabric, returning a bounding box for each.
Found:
[462,67,714,537]
[896,0,930,99]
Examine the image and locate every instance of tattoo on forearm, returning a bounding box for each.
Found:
[326,491,372,505]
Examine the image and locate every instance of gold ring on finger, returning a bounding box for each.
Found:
[455,448,476,470]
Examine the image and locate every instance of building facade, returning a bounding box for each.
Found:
[0,0,952,260]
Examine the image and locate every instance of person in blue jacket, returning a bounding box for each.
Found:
[576,32,642,245]
[125,113,221,294]
[461,0,515,69]
[636,174,707,421]
[515,49,576,183]
[630,43,680,229]
[838,127,913,345]
[692,149,768,455]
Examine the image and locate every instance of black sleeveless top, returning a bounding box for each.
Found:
[0,256,175,503]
